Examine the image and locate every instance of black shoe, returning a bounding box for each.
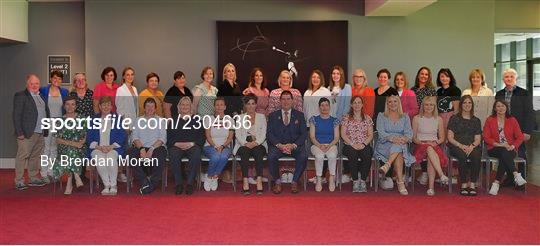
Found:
[256,189,263,195]
[501,178,514,187]
[468,187,477,196]
[175,185,184,195]
[139,184,152,195]
[460,187,469,196]
[185,184,194,195]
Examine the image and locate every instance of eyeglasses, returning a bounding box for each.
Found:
[353,75,365,79]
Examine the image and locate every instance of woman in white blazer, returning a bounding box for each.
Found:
[234,94,267,195]
[116,67,139,131]
[461,68,494,127]
[115,67,139,183]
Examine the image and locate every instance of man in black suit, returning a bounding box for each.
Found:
[495,68,536,186]
[267,90,308,194]
[12,74,51,190]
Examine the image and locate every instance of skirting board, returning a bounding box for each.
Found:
[0,158,15,169]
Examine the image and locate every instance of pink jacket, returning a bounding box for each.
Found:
[400,89,419,120]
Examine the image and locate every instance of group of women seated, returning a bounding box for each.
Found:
[46,65,529,197]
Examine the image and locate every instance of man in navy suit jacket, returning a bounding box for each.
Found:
[267,90,307,194]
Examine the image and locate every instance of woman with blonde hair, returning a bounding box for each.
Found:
[375,95,415,195]
[351,68,375,118]
[461,68,494,127]
[268,70,303,113]
[412,96,449,196]
[394,71,418,119]
[218,63,242,116]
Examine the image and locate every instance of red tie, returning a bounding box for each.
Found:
[283,111,290,126]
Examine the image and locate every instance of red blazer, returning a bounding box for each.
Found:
[483,116,524,150]
[400,89,419,120]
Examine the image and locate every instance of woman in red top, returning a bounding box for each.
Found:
[351,68,375,118]
[93,67,119,113]
[483,99,526,195]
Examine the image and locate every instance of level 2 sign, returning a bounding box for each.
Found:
[48,55,71,84]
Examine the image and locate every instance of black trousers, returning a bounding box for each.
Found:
[449,146,481,183]
[488,147,517,182]
[169,145,202,186]
[237,145,266,178]
[342,145,373,181]
[127,146,166,191]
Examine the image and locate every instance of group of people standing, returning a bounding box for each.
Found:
[12,63,535,197]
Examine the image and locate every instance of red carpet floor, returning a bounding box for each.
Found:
[0,170,539,244]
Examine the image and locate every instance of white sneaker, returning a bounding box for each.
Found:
[203,178,211,192]
[200,173,208,183]
[341,174,351,183]
[489,182,500,195]
[427,188,435,196]
[287,173,294,183]
[109,186,118,195]
[281,173,290,183]
[417,172,428,185]
[359,180,367,193]
[117,173,128,183]
[248,177,257,185]
[211,178,218,191]
[101,186,110,195]
[308,176,317,184]
[514,173,527,186]
[380,177,394,190]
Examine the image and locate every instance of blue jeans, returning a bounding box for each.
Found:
[203,146,232,177]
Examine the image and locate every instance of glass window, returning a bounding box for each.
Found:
[534,38,540,58]
[516,40,526,60]
[501,43,511,61]
[516,61,527,89]
[533,63,540,110]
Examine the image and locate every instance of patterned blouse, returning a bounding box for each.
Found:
[53,115,87,177]
[193,83,218,116]
[411,86,437,109]
[70,89,94,118]
[341,114,373,145]
[268,88,303,114]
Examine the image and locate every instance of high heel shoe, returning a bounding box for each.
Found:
[397,181,408,195]
[440,175,449,186]
[242,179,250,195]
[64,184,73,195]
[379,163,391,175]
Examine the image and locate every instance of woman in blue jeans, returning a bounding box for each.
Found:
[203,97,234,191]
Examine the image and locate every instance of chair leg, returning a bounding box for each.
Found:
[89,168,94,194]
[374,160,379,192]
[448,159,452,194]
[411,165,415,193]
[126,166,131,193]
[162,163,167,192]
[232,159,236,192]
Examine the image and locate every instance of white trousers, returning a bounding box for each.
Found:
[311,145,338,176]
[92,149,119,187]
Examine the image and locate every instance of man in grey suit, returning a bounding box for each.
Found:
[12,74,51,190]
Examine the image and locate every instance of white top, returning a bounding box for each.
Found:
[233,113,268,154]
[205,115,231,147]
[48,95,63,118]
[303,86,332,126]
[416,116,439,141]
[462,86,494,127]
[329,85,341,117]
[115,83,139,125]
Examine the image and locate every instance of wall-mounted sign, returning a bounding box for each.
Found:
[47,55,71,85]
